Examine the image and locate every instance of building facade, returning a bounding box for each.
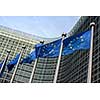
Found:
[0,16,99,83]
[57,16,100,83]
[0,26,58,83]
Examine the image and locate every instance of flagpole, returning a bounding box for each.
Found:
[87,22,95,83]
[0,50,10,74]
[29,41,44,83]
[53,33,66,83]
[10,46,26,83]
[29,58,38,83]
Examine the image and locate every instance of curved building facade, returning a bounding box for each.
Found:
[57,16,100,83]
[0,25,58,83]
[0,16,99,83]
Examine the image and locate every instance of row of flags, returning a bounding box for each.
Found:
[36,30,91,57]
[0,29,91,77]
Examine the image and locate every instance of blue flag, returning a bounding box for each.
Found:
[35,43,45,58]
[35,39,62,58]
[20,50,36,64]
[7,54,20,71]
[62,30,91,55]
[0,61,3,69]
[35,30,91,58]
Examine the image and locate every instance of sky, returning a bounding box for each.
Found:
[0,16,80,38]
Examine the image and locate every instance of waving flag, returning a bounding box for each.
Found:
[7,54,20,71]
[35,30,91,58]
[21,50,36,64]
[62,30,91,55]
[35,39,62,58]
[35,43,44,58]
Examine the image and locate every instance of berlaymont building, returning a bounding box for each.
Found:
[0,16,100,83]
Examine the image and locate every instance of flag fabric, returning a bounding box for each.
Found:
[35,39,62,58]
[35,30,91,58]
[7,54,20,71]
[0,61,3,69]
[20,50,36,64]
[62,30,91,55]
[35,43,44,58]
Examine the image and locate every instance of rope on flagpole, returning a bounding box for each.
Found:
[87,22,95,83]
[53,33,66,83]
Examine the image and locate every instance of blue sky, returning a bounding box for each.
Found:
[0,16,80,38]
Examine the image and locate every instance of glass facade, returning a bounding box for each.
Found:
[0,16,99,83]
[0,26,39,83]
[57,16,100,83]
[32,57,58,83]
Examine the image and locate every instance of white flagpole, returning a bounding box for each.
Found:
[29,58,38,83]
[0,50,10,74]
[53,33,66,83]
[87,22,95,83]
[10,46,26,83]
[29,41,44,83]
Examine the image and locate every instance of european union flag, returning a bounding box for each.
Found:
[20,50,36,64]
[7,54,20,71]
[35,39,62,58]
[35,43,43,58]
[62,30,91,55]
[35,30,91,58]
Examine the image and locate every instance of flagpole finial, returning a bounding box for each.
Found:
[40,40,44,44]
[62,32,66,37]
[22,45,26,49]
[90,22,95,27]
[7,50,11,53]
